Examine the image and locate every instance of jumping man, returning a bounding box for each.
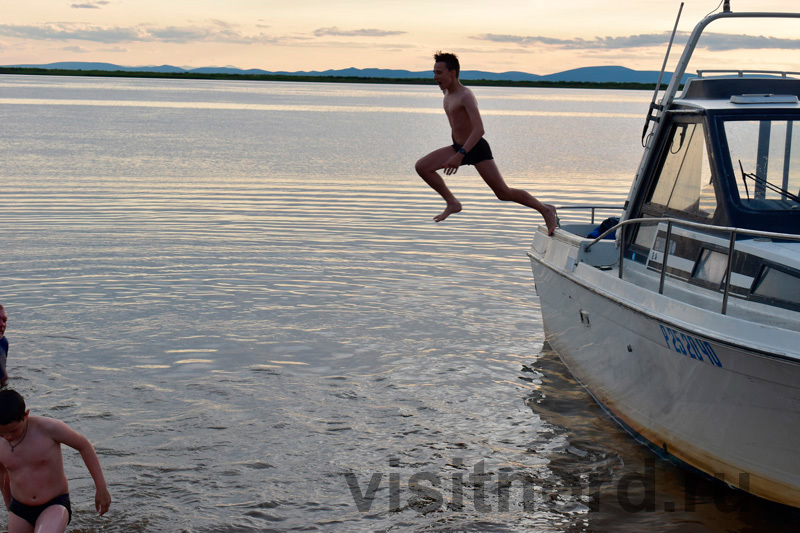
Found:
[415,51,558,235]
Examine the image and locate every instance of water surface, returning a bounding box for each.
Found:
[1,75,797,531]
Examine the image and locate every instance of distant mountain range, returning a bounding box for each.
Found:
[2,62,692,84]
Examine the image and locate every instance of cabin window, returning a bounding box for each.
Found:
[723,119,800,209]
[692,248,728,287]
[635,122,718,249]
[649,123,717,218]
[752,265,800,306]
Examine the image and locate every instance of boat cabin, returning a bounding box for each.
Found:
[528,7,800,508]
[624,74,800,312]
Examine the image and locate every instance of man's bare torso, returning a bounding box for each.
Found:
[443,86,475,145]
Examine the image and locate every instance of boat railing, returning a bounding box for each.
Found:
[555,205,624,225]
[696,69,800,79]
[658,11,800,124]
[583,217,800,315]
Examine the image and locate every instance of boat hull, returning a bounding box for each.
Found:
[529,235,800,508]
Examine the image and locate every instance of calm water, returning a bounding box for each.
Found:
[1,76,797,532]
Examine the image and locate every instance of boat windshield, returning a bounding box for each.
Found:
[723,118,800,209]
[649,122,717,219]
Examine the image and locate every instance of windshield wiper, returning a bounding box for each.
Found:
[738,160,800,204]
[738,160,750,200]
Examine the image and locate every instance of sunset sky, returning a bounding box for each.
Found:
[3,1,800,75]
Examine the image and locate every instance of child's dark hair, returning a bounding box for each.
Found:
[0,389,26,424]
[434,51,460,76]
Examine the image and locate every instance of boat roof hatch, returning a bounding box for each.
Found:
[730,94,799,105]
[680,77,800,101]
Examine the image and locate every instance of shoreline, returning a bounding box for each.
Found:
[0,67,665,91]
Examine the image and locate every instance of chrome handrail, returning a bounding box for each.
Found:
[554,205,623,225]
[583,217,800,314]
[697,69,800,79]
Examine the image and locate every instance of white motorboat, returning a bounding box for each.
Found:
[527,3,800,507]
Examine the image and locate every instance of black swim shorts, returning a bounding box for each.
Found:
[452,137,494,166]
[10,494,72,526]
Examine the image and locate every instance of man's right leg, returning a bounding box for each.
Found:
[8,512,35,533]
[415,147,462,222]
[474,159,558,235]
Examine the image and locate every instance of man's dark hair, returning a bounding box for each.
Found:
[0,390,26,424]
[434,51,460,76]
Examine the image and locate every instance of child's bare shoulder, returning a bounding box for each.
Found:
[30,414,62,425]
[33,416,88,448]
[30,415,72,435]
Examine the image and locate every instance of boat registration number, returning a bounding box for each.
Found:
[659,324,723,368]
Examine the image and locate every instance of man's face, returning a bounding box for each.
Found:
[0,309,6,338]
[0,413,28,443]
[433,61,456,91]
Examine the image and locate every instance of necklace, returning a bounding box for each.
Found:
[9,421,28,453]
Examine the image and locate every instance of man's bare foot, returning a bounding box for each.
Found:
[434,201,462,222]
[543,204,558,236]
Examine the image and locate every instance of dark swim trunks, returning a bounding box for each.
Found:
[10,494,72,526]
[452,137,494,166]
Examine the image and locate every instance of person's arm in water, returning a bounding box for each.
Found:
[48,418,112,515]
[0,463,10,509]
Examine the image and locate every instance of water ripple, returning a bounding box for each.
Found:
[3,78,788,532]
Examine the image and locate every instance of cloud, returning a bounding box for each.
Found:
[62,45,90,53]
[0,24,146,43]
[313,27,405,38]
[0,21,407,47]
[472,32,670,49]
[0,22,282,45]
[71,1,110,8]
[473,31,800,52]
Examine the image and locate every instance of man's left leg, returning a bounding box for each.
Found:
[34,503,70,533]
[415,146,464,222]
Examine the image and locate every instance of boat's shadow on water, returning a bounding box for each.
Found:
[524,344,800,532]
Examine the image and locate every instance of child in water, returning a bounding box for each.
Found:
[0,389,111,532]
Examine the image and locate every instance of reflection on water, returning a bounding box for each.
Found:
[0,97,447,114]
[528,347,800,533]
[1,76,797,531]
[0,98,641,118]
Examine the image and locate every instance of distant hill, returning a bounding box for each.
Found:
[2,62,691,84]
[539,66,670,84]
[9,62,188,74]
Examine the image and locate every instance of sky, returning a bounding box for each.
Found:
[3,0,800,75]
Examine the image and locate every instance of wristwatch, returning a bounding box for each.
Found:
[458,147,467,155]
